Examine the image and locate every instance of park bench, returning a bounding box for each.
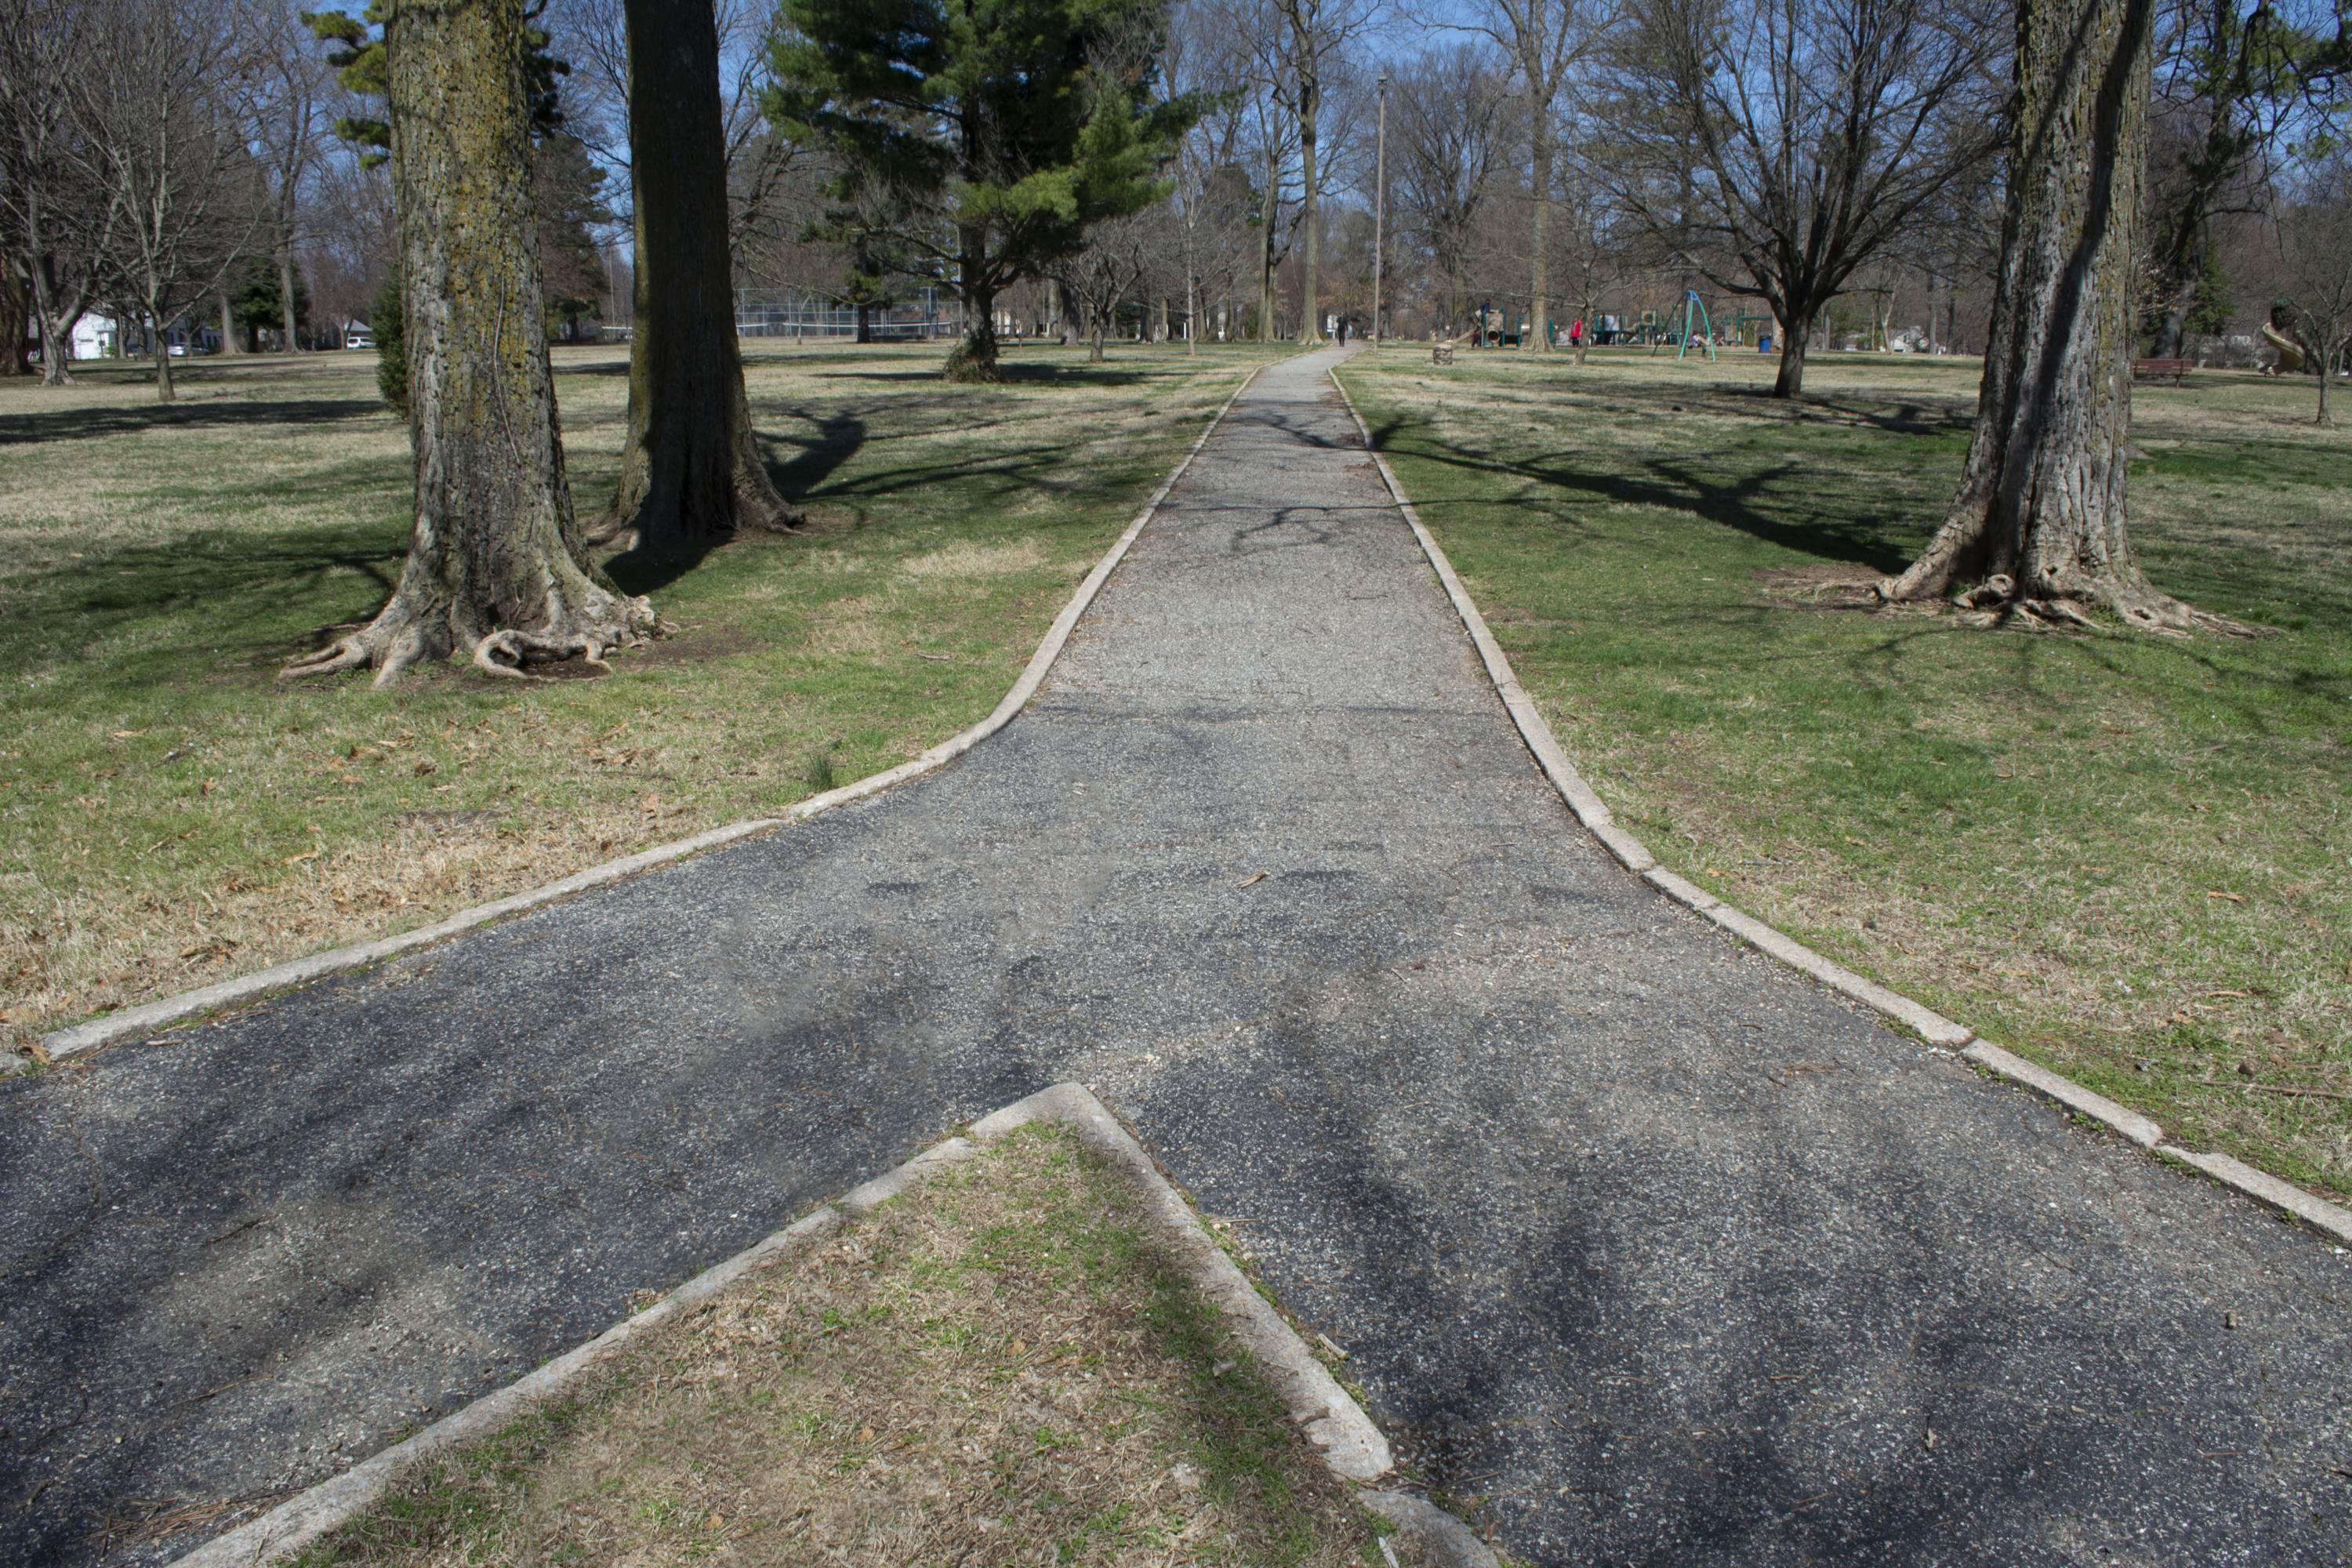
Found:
[2132,357,2194,387]
[1432,344,1456,365]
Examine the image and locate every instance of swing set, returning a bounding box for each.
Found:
[1666,290,1718,361]
[1603,290,1720,358]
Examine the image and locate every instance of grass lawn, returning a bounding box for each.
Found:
[1341,345,2352,1203]
[0,339,1285,1063]
[285,1121,1408,1566]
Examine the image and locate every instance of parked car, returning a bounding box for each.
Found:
[345,328,376,350]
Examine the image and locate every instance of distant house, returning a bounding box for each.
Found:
[70,314,123,360]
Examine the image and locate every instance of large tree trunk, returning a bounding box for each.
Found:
[279,242,301,352]
[1881,0,2201,631]
[1185,268,1197,356]
[1258,154,1278,344]
[0,257,26,376]
[1528,117,1553,353]
[219,292,244,354]
[151,309,176,402]
[36,310,74,383]
[596,0,798,554]
[287,0,656,687]
[1773,309,1810,396]
[946,263,999,382]
[29,246,77,385]
[1296,72,1322,346]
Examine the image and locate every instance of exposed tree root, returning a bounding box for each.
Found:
[283,591,663,688]
[1877,571,2269,638]
[579,514,637,550]
[583,494,803,557]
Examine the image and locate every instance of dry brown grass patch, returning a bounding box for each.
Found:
[292,1125,1406,1568]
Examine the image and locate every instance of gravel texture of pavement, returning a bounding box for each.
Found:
[3,349,2349,1567]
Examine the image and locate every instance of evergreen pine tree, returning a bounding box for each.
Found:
[767,0,1199,382]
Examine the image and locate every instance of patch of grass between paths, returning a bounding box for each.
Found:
[285,1122,1410,1566]
[1341,346,2352,1203]
[0,341,1288,1060]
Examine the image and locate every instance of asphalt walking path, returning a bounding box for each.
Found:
[5,349,2349,1566]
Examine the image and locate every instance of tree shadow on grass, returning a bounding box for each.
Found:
[602,410,876,597]
[1370,412,1918,575]
[0,398,387,445]
[5,524,405,685]
[1796,396,1974,439]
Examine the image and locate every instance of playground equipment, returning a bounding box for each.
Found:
[2260,319,2307,375]
[1671,290,1718,361]
[1610,292,1726,356]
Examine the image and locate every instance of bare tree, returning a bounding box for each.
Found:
[1882,0,2240,632]
[2140,0,2314,358]
[301,141,394,330]
[545,0,797,254]
[1457,0,1611,351]
[1263,0,1371,344]
[77,0,266,400]
[1061,211,1156,360]
[1389,45,1510,333]
[1164,8,1256,352]
[1551,148,1640,361]
[2270,151,2352,424]
[0,0,125,384]
[1599,0,2005,395]
[1224,0,1304,339]
[236,0,332,352]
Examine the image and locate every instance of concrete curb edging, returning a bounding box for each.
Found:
[171,1082,1497,1568]
[26,361,1276,1076]
[1327,364,2352,1250]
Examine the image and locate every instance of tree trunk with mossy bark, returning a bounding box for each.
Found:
[946,283,1000,381]
[287,0,658,686]
[944,227,1000,383]
[1880,0,2220,632]
[593,0,799,554]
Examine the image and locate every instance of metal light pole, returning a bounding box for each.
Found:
[1372,70,1388,347]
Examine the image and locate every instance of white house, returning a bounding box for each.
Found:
[69,313,122,360]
